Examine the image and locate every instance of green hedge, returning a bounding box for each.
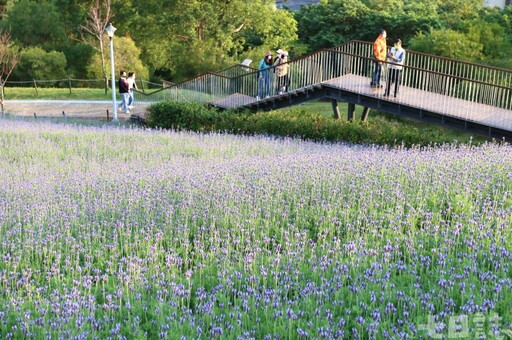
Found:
[145,100,480,147]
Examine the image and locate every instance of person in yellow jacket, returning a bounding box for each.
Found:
[371,29,387,88]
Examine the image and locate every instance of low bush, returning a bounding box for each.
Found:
[146,100,483,146]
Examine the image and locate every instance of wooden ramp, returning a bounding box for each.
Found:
[323,74,512,132]
[135,41,512,137]
[211,93,257,109]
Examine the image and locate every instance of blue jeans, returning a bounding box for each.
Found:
[128,89,134,106]
[118,92,130,112]
[371,60,383,86]
[258,73,270,98]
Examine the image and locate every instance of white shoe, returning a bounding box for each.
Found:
[126,110,131,114]
[118,106,124,113]
[128,105,134,110]
[265,95,270,99]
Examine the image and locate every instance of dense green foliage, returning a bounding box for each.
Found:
[296,0,512,68]
[13,47,67,82]
[146,100,483,147]
[1,0,298,82]
[1,0,511,84]
[86,36,149,80]
[4,0,68,50]
[111,0,298,81]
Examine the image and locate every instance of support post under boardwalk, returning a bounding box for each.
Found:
[361,107,371,122]
[331,99,340,119]
[347,103,356,121]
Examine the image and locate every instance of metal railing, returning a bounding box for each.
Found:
[133,40,512,131]
[332,41,512,110]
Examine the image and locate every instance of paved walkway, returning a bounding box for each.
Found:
[1,100,148,121]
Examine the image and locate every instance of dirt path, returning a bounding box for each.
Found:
[2,100,148,121]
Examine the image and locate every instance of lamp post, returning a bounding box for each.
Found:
[105,23,117,122]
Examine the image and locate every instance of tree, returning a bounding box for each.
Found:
[52,0,92,32]
[296,0,371,52]
[79,0,112,93]
[1,0,67,50]
[86,36,148,82]
[436,0,482,29]
[240,10,300,62]
[469,7,512,69]
[295,0,448,52]
[114,0,298,81]
[13,47,67,82]
[0,0,15,20]
[0,30,19,113]
[408,29,483,62]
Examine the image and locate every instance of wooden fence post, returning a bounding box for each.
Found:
[139,77,145,93]
[33,79,38,96]
[361,107,371,122]
[68,77,72,94]
[331,99,340,120]
[347,102,355,121]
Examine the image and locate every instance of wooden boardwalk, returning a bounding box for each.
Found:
[208,73,512,135]
[210,93,256,108]
[323,74,512,132]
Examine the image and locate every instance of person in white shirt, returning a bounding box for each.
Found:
[126,72,138,109]
[384,39,405,97]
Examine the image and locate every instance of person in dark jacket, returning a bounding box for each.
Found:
[117,70,130,113]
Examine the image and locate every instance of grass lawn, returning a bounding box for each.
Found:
[3,87,113,100]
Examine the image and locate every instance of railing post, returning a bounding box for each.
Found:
[361,107,370,122]
[347,102,355,121]
[331,99,340,119]
[139,77,145,93]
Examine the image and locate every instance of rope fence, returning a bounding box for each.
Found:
[3,77,169,93]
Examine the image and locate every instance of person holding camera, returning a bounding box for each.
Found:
[274,49,289,95]
[384,39,405,97]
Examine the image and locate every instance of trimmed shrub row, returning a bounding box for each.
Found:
[145,100,475,147]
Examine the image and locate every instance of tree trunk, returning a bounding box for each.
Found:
[0,80,4,114]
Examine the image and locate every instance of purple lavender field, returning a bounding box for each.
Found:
[0,120,511,339]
